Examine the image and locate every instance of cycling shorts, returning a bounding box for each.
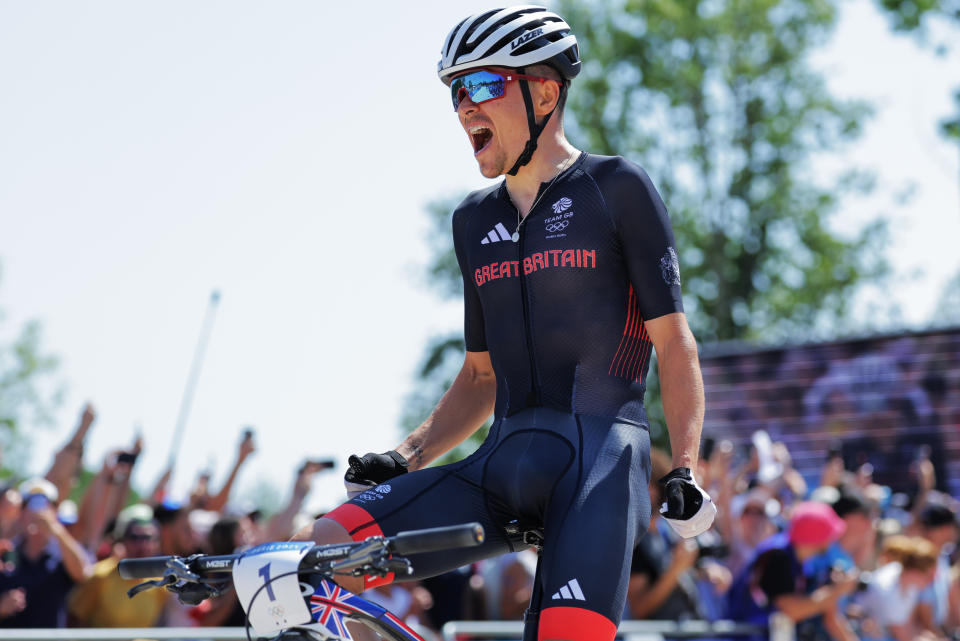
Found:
[324,407,653,641]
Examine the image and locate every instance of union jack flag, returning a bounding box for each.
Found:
[307,579,422,641]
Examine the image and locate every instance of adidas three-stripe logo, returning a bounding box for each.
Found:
[481,222,512,244]
[551,578,586,601]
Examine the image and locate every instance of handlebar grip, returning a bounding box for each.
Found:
[118,556,174,580]
[391,523,485,556]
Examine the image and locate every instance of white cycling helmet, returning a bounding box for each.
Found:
[438,6,581,85]
[438,6,581,175]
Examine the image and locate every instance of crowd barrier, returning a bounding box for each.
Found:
[0,619,780,641]
[0,629,246,641]
[441,619,774,640]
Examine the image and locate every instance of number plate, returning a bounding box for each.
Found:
[233,541,314,635]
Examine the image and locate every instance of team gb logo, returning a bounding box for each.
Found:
[552,197,572,213]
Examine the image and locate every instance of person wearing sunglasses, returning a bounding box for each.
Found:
[296,7,713,641]
[66,504,167,628]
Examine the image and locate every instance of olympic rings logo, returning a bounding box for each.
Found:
[545,220,570,233]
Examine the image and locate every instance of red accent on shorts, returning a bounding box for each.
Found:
[539,606,617,641]
[322,503,394,589]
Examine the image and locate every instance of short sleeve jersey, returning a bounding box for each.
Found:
[452,153,683,423]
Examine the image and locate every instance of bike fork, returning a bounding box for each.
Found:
[522,549,544,641]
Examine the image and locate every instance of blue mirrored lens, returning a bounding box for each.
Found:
[451,70,506,110]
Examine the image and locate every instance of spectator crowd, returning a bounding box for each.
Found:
[2,402,960,641]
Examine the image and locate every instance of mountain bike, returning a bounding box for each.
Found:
[119,522,486,641]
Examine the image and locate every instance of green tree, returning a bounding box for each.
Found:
[874,0,960,189]
[0,266,62,478]
[558,0,887,344]
[876,0,960,31]
[935,270,960,321]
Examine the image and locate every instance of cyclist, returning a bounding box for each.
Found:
[294,7,715,640]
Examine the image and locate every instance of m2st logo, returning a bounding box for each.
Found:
[511,28,543,50]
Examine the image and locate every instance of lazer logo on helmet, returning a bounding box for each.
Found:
[511,28,543,50]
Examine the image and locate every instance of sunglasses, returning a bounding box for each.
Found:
[450,69,554,111]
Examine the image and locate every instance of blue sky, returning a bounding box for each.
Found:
[1,0,958,514]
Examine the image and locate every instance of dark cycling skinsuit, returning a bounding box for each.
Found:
[325,153,684,640]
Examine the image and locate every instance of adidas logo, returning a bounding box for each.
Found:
[481,222,513,245]
[551,578,586,601]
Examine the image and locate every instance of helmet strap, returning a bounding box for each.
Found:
[506,67,563,177]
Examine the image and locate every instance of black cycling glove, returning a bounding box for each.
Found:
[658,466,717,538]
[344,450,409,498]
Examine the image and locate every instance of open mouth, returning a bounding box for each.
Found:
[469,125,493,155]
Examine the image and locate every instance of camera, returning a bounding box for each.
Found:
[25,494,51,512]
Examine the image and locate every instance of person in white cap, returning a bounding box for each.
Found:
[0,478,91,627]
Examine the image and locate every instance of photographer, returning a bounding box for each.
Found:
[0,479,91,628]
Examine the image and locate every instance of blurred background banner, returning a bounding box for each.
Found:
[701,326,960,495]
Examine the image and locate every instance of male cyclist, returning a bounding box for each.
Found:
[295,7,715,640]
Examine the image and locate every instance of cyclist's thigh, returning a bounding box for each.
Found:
[537,416,652,641]
[323,444,513,588]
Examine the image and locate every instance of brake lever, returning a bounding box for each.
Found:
[127,575,177,598]
[384,557,413,576]
[342,555,413,579]
[126,556,211,601]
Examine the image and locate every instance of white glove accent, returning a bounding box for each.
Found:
[660,482,718,539]
[345,480,374,500]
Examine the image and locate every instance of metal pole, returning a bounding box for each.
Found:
[167,290,221,470]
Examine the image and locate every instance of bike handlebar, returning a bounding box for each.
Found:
[118,522,485,581]
[118,557,173,580]
[118,553,240,580]
[391,522,484,556]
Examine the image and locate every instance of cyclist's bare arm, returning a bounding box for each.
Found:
[646,312,704,470]
[395,350,496,471]
[292,352,493,593]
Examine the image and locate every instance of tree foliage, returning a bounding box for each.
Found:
[875,0,960,33]
[557,0,888,343]
[0,266,62,478]
[936,270,960,321]
[874,0,960,139]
